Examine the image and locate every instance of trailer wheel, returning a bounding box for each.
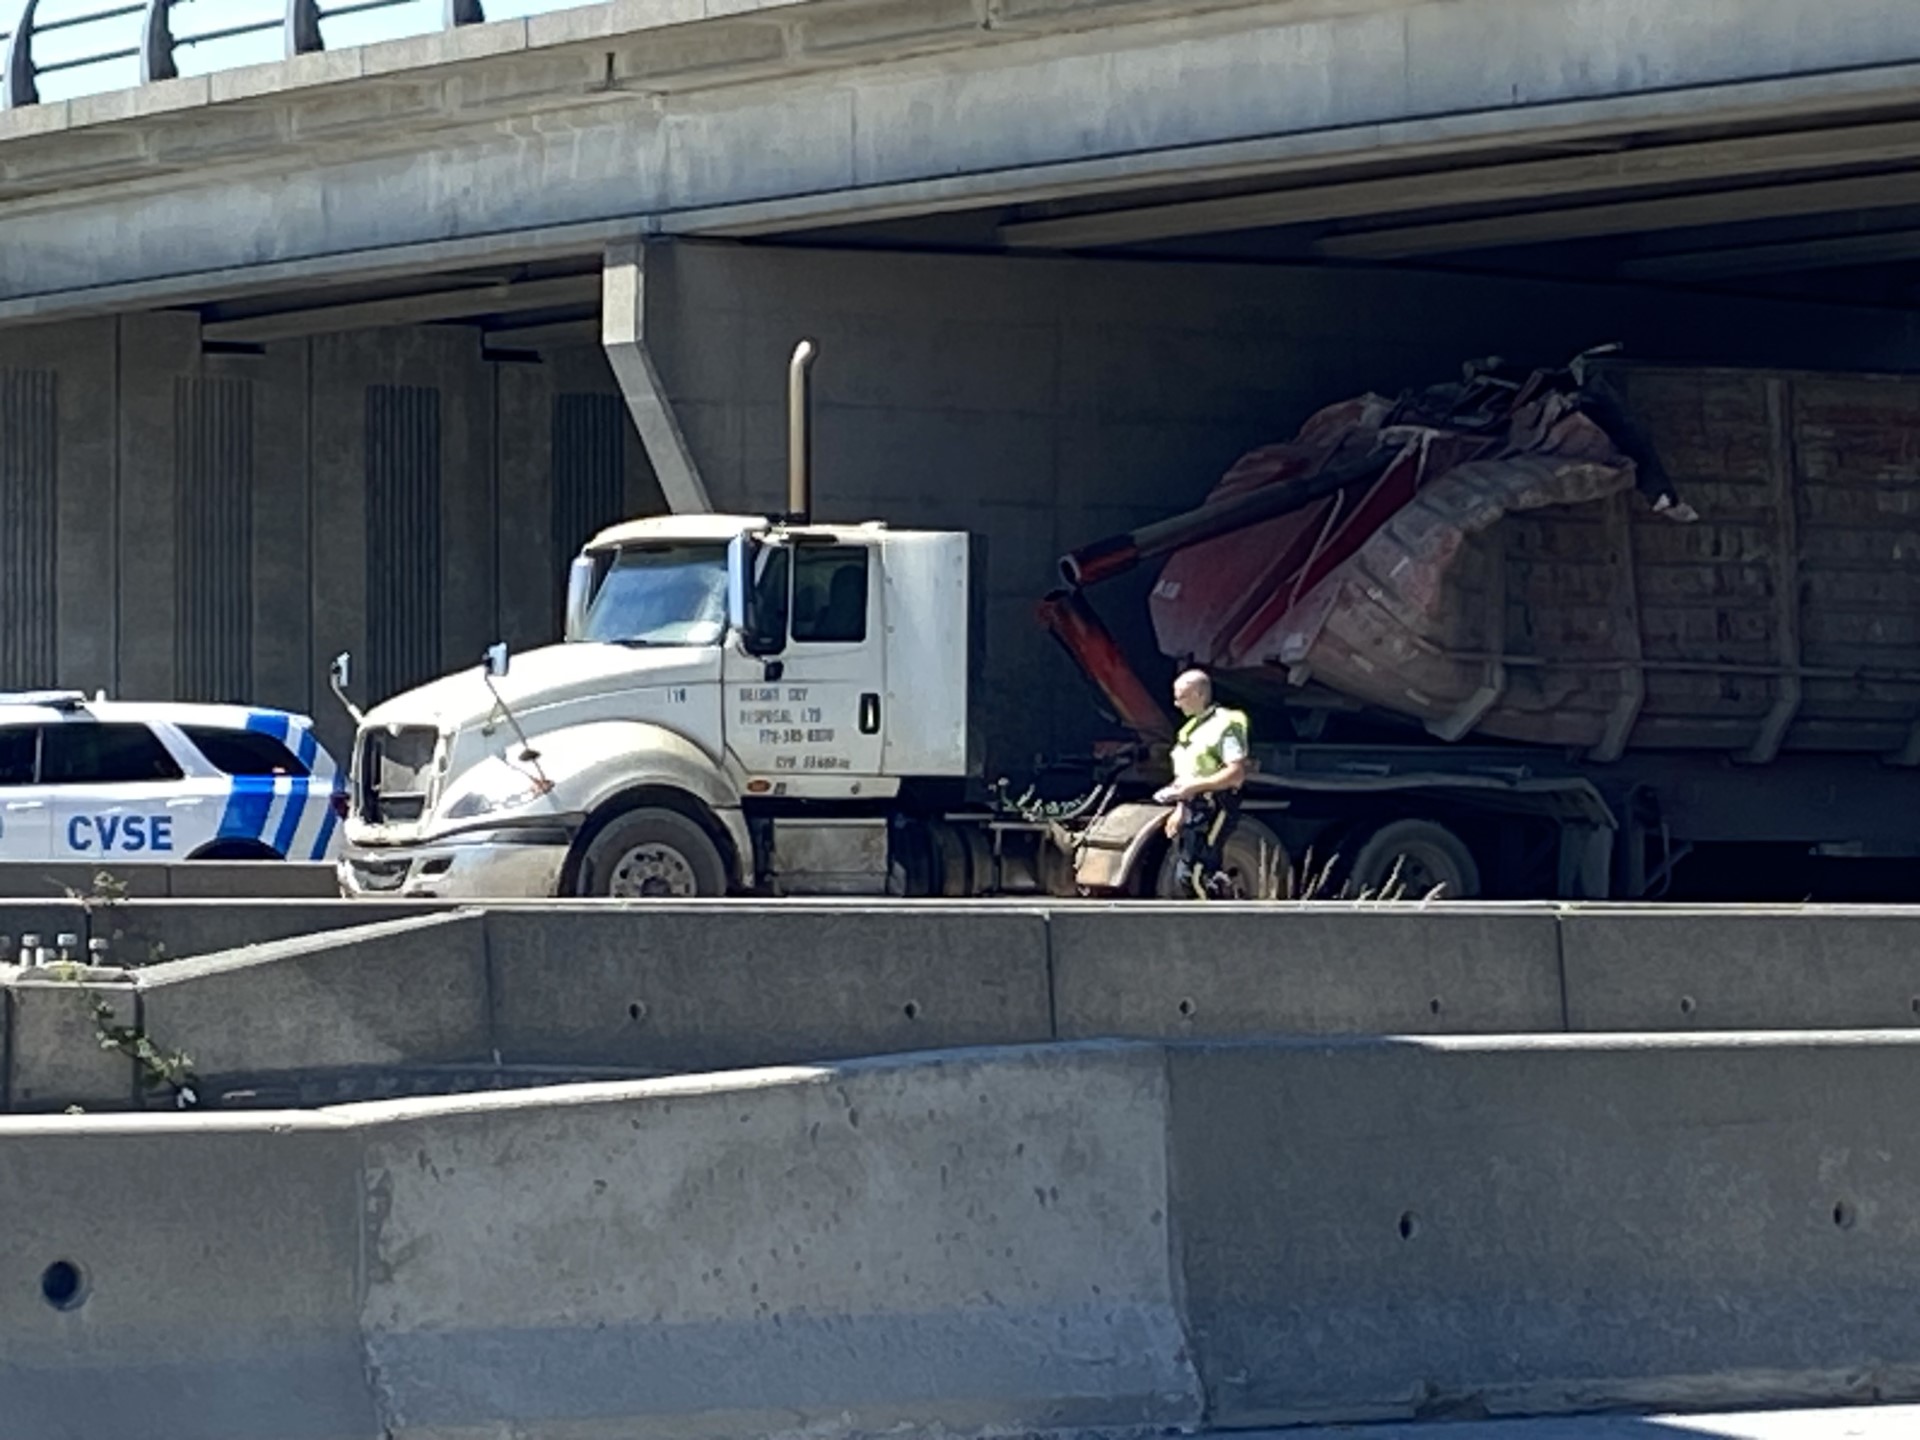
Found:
[1346,819,1480,900]
[578,807,727,898]
[1154,814,1290,900]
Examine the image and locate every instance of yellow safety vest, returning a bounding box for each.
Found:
[1172,706,1249,785]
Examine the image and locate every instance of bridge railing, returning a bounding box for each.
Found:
[0,0,527,109]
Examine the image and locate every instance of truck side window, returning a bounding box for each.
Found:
[0,727,37,786]
[40,724,185,785]
[748,545,792,653]
[791,547,869,644]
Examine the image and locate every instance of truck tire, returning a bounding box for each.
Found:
[1154,813,1290,900]
[1345,819,1480,900]
[577,807,728,898]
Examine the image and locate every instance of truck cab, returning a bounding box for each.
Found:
[337,513,973,899]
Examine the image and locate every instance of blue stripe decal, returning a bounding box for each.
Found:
[272,777,309,859]
[271,727,321,859]
[217,777,277,845]
[245,711,291,743]
[311,791,340,860]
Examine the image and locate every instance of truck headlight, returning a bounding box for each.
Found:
[442,764,551,821]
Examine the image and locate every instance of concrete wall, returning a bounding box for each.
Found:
[17,901,1920,1110]
[13,243,1920,768]
[0,317,659,761]
[8,1034,1920,1435]
[639,240,1920,761]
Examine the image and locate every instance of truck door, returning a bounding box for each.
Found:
[725,539,885,782]
[0,725,52,860]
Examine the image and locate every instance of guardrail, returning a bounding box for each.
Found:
[1,0,522,109]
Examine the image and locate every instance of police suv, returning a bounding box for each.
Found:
[0,692,345,864]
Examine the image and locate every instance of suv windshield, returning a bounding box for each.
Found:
[582,543,729,647]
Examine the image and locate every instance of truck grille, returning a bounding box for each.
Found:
[358,727,439,823]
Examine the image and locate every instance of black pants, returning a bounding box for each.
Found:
[1173,792,1240,898]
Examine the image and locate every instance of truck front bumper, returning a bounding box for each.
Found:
[338,824,573,900]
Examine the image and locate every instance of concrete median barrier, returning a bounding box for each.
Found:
[1168,1031,1920,1427]
[0,864,171,901]
[138,911,491,1082]
[5,977,137,1111]
[350,1043,1200,1438]
[164,862,342,899]
[0,861,339,900]
[0,1042,1197,1438]
[486,905,1055,1071]
[9,1033,1920,1435]
[1053,904,1564,1039]
[0,1112,373,1440]
[1562,908,1920,1031]
[93,899,450,967]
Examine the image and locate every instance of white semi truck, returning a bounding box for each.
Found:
[333,343,1275,901]
[337,343,1920,904]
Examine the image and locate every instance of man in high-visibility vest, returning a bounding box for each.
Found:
[1152,668,1250,899]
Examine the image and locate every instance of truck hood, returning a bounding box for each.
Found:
[363,643,721,732]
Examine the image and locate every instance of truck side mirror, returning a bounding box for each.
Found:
[327,651,364,724]
[564,556,595,642]
[483,642,511,679]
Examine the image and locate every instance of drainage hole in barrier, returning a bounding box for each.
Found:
[1397,1212,1418,1241]
[1428,997,1443,1016]
[41,1261,86,1311]
[903,1001,920,1021]
[627,1002,647,1022]
[1834,1200,1857,1231]
[1910,996,1919,1016]
[1177,998,1196,1018]
[1679,995,1697,1016]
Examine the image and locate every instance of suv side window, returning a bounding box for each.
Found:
[40,724,185,785]
[0,727,36,786]
[182,727,308,778]
[790,546,869,644]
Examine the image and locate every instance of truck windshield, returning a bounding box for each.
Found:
[582,544,729,646]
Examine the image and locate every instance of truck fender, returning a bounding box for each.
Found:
[1070,801,1173,893]
[522,720,749,885]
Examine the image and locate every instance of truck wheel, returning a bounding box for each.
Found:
[1346,819,1480,900]
[1154,814,1290,900]
[578,808,728,898]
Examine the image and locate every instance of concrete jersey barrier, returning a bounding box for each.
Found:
[0,1112,374,1440]
[14,901,1920,1110]
[0,1044,1198,1440]
[8,1034,1920,1436]
[0,861,340,902]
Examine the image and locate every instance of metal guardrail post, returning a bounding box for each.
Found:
[141,0,177,82]
[0,0,493,107]
[286,0,323,56]
[2,0,39,107]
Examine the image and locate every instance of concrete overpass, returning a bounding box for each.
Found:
[3,0,1920,311]
[5,0,1920,767]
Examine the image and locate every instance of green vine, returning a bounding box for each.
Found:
[91,999,199,1108]
[58,868,130,914]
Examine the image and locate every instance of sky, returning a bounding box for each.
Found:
[2,0,580,102]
